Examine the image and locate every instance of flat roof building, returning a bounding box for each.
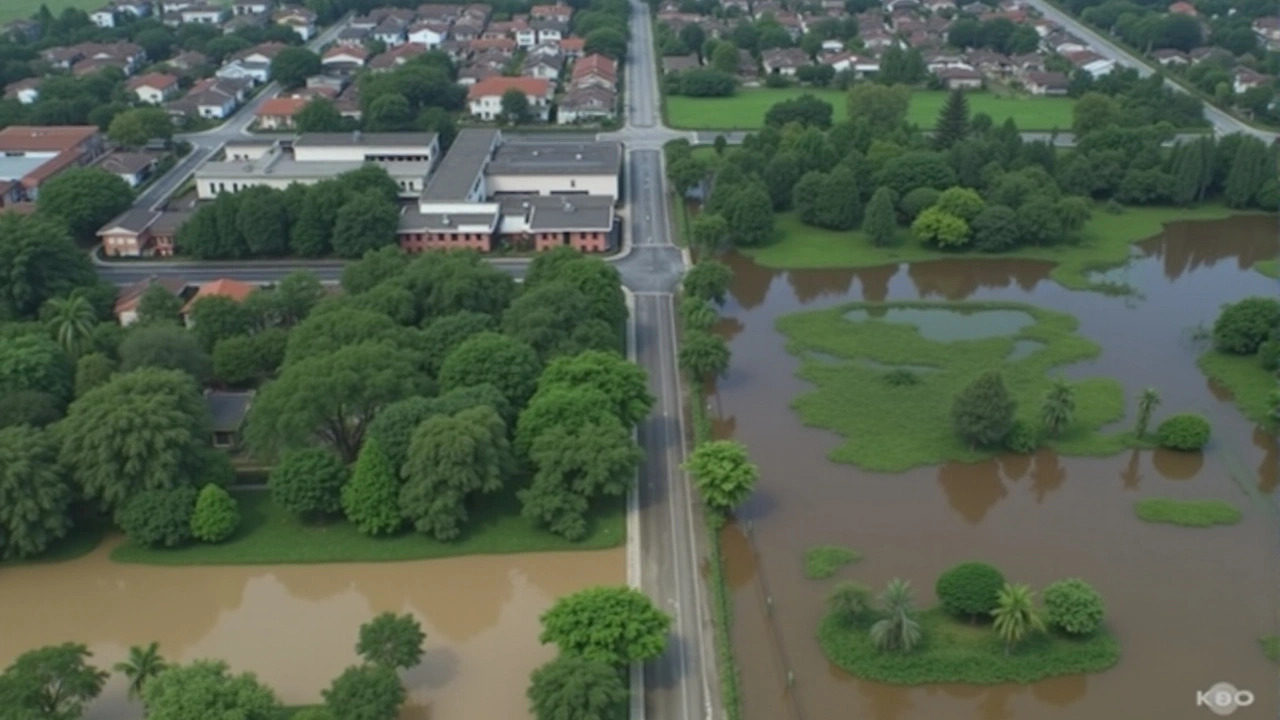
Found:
[0,125,104,206]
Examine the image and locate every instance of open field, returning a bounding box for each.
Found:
[111,490,625,565]
[666,88,1077,131]
[2,0,117,22]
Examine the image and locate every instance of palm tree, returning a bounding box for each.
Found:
[113,642,167,701]
[827,581,873,622]
[1039,377,1076,437]
[869,579,922,653]
[46,293,97,359]
[991,583,1045,656]
[1134,388,1161,439]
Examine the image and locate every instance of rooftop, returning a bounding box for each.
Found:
[420,128,500,201]
[398,205,499,232]
[199,148,432,181]
[487,140,621,176]
[0,125,98,152]
[0,155,54,181]
[293,131,438,148]
[205,390,255,432]
[501,194,613,231]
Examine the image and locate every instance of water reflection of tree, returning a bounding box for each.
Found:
[723,252,775,310]
[1120,450,1143,490]
[1254,427,1278,495]
[937,459,1008,525]
[786,268,855,305]
[854,264,899,303]
[719,521,757,591]
[1150,447,1203,481]
[907,260,1053,301]
[998,453,1032,482]
[714,315,745,345]
[1030,674,1088,706]
[1140,216,1277,283]
[1029,451,1067,502]
[855,677,913,720]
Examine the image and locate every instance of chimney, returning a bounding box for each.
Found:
[441,214,451,225]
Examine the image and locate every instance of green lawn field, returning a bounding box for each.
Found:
[1,0,100,23]
[667,88,1077,131]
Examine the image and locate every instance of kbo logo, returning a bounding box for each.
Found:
[1196,682,1255,716]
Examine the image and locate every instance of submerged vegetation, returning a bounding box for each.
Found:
[804,545,862,580]
[1133,498,1243,528]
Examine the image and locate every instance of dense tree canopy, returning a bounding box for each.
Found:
[356,612,426,670]
[400,406,510,540]
[119,323,213,382]
[143,660,281,720]
[36,167,132,242]
[439,332,542,409]
[322,664,404,720]
[0,425,74,560]
[0,643,107,720]
[527,654,628,720]
[539,586,672,667]
[269,448,349,519]
[684,440,759,518]
[0,213,97,320]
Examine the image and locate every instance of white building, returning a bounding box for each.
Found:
[466,77,552,121]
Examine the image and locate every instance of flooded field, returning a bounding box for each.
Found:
[0,537,623,719]
[712,215,1280,720]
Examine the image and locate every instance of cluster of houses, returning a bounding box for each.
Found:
[0,124,167,212]
[88,0,319,39]
[246,3,618,129]
[659,0,1136,95]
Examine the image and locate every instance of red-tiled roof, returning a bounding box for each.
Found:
[256,96,308,117]
[467,76,550,99]
[182,278,256,313]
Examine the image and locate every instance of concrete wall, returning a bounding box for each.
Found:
[486,172,617,198]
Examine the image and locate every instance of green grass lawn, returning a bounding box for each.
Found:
[818,606,1119,685]
[667,88,1076,131]
[1197,350,1277,426]
[776,300,1130,472]
[1260,635,1280,663]
[803,545,861,580]
[1256,259,1279,279]
[111,490,624,566]
[1133,498,1242,527]
[744,205,1255,293]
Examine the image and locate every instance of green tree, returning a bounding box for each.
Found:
[1134,387,1160,439]
[295,97,346,132]
[951,370,1016,449]
[269,46,321,88]
[502,281,615,362]
[248,342,420,462]
[136,283,184,325]
[0,425,73,560]
[1071,92,1120,137]
[400,406,509,540]
[828,581,874,622]
[500,88,533,125]
[683,440,759,519]
[690,212,729,252]
[143,660,281,720]
[679,330,730,383]
[933,88,969,149]
[584,27,626,58]
[119,323,212,382]
[421,311,497,374]
[190,483,239,543]
[862,186,899,248]
[720,180,775,247]
[111,642,167,701]
[292,180,344,256]
[212,336,262,386]
[284,308,401,364]
[933,187,985,222]
[189,295,255,351]
[683,261,734,305]
[536,350,653,428]
[527,654,628,720]
[935,561,1005,622]
[711,41,738,74]
[356,612,426,670]
[879,150,957,196]
[236,186,290,256]
[439,332,542,409]
[36,167,133,242]
[269,448,348,519]
[107,106,174,147]
[846,83,911,134]
[322,664,404,720]
[912,207,970,248]
[364,92,416,131]
[0,332,74,403]
[1042,578,1105,636]
[342,438,402,536]
[1156,413,1211,451]
[667,155,708,197]
[1039,377,1076,438]
[59,368,210,516]
[261,271,326,327]
[539,586,672,667]
[971,204,1020,252]
[45,293,97,359]
[991,583,1046,655]
[0,643,107,719]
[1212,297,1280,355]
[74,352,115,397]
[118,486,199,548]
[869,579,922,653]
[679,297,718,332]
[332,191,399,259]
[0,213,96,320]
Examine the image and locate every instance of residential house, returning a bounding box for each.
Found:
[923,51,970,73]
[255,96,308,129]
[885,0,920,11]
[0,126,104,207]
[180,3,225,24]
[1254,17,1280,52]
[558,85,615,124]
[515,24,538,47]
[662,54,700,74]
[924,0,957,13]
[1063,49,1114,77]
[233,0,271,15]
[168,77,249,120]
[1189,46,1233,65]
[166,50,210,74]
[3,78,41,105]
[407,20,449,46]
[68,41,146,74]
[529,40,564,59]
[113,275,189,325]
[1022,70,1068,95]
[1167,1,1196,16]
[936,66,983,89]
[1010,52,1046,74]
[531,19,567,44]
[1043,31,1087,55]
[222,12,268,34]
[336,26,372,46]
[861,27,896,50]
[217,42,286,84]
[90,6,118,28]
[524,54,564,81]
[736,49,758,78]
[470,37,518,54]
[761,47,810,75]
[374,16,410,46]
[571,53,617,90]
[322,45,369,73]
[42,46,85,69]
[1150,48,1189,67]
[559,37,585,58]
[95,151,158,188]
[182,279,256,324]
[1233,66,1270,94]
[529,3,573,22]
[459,66,501,85]
[4,20,41,42]
[73,56,129,76]
[206,390,256,449]
[467,76,552,120]
[127,73,180,103]
[370,42,429,71]
[273,6,317,40]
[161,0,194,13]
[451,18,484,41]
[965,49,1010,75]
[823,53,879,78]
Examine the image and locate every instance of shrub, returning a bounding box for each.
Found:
[118,487,198,548]
[190,484,240,543]
[899,187,941,221]
[269,448,349,519]
[1257,339,1280,371]
[804,545,861,579]
[1043,578,1105,636]
[935,562,1005,621]
[881,368,919,387]
[1212,297,1280,355]
[1104,199,1124,214]
[1156,413,1210,451]
[1004,419,1039,454]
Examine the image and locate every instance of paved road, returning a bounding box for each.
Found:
[1018,0,1275,141]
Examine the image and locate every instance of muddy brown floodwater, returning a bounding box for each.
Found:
[712,215,1280,720]
[0,538,622,720]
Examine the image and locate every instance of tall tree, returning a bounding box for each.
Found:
[119,323,213,382]
[44,293,97,359]
[845,83,911,134]
[0,425,74,560]
[111,642,167,701]
[679,331,730,383]
[500,88,533,125]
[331,191,399,259]
[36,167,133,241]
[934,88,970,149]
[690,212,729,253]
[1134,387,1161,439]
[539,586,672,667]
[143,660,281,720]
[269,448,349,519]
[501,281,615,362]
[269,47,321,88]
[356,612,426,670]
[342,438,402,536]
[0,332,74,403]
[438,332,542,409]
[527,654,628,720]
[235,186,290,256]
[683,440,759,519]
[720,180,775,247]
[400,406,510,540]
[107,107,174,148]
[136,283,184,325]
[295,98,346,132]
[683,260,733,305]
[862,186,899,248]
[1223,136,1268,208]
[0,213,96,320]
[58,368,211,516]
[188,295,255,351]
[869,579,922,653]
[322,664,404,720]
[291,180,345,257]
[991,583,1046,655]
[536,350,653,428]
[951,370,1016,449]
[1039,377,1076,437]
[0,643,108,719]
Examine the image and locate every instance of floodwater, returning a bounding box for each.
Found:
[711,214,1280,720]
[0,537,622,719]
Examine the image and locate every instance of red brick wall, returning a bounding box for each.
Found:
[569,231,607,253]
[398,231,492,253]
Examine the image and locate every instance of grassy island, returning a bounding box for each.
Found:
[804,545,861,580]
[818,607,1120,685]
[111,491,624,566]
[776,300,1129,472]
[1197,350,1277,426]
[1134,498,1242,527]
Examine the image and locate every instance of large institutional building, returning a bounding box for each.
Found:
[100,128,621,256]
